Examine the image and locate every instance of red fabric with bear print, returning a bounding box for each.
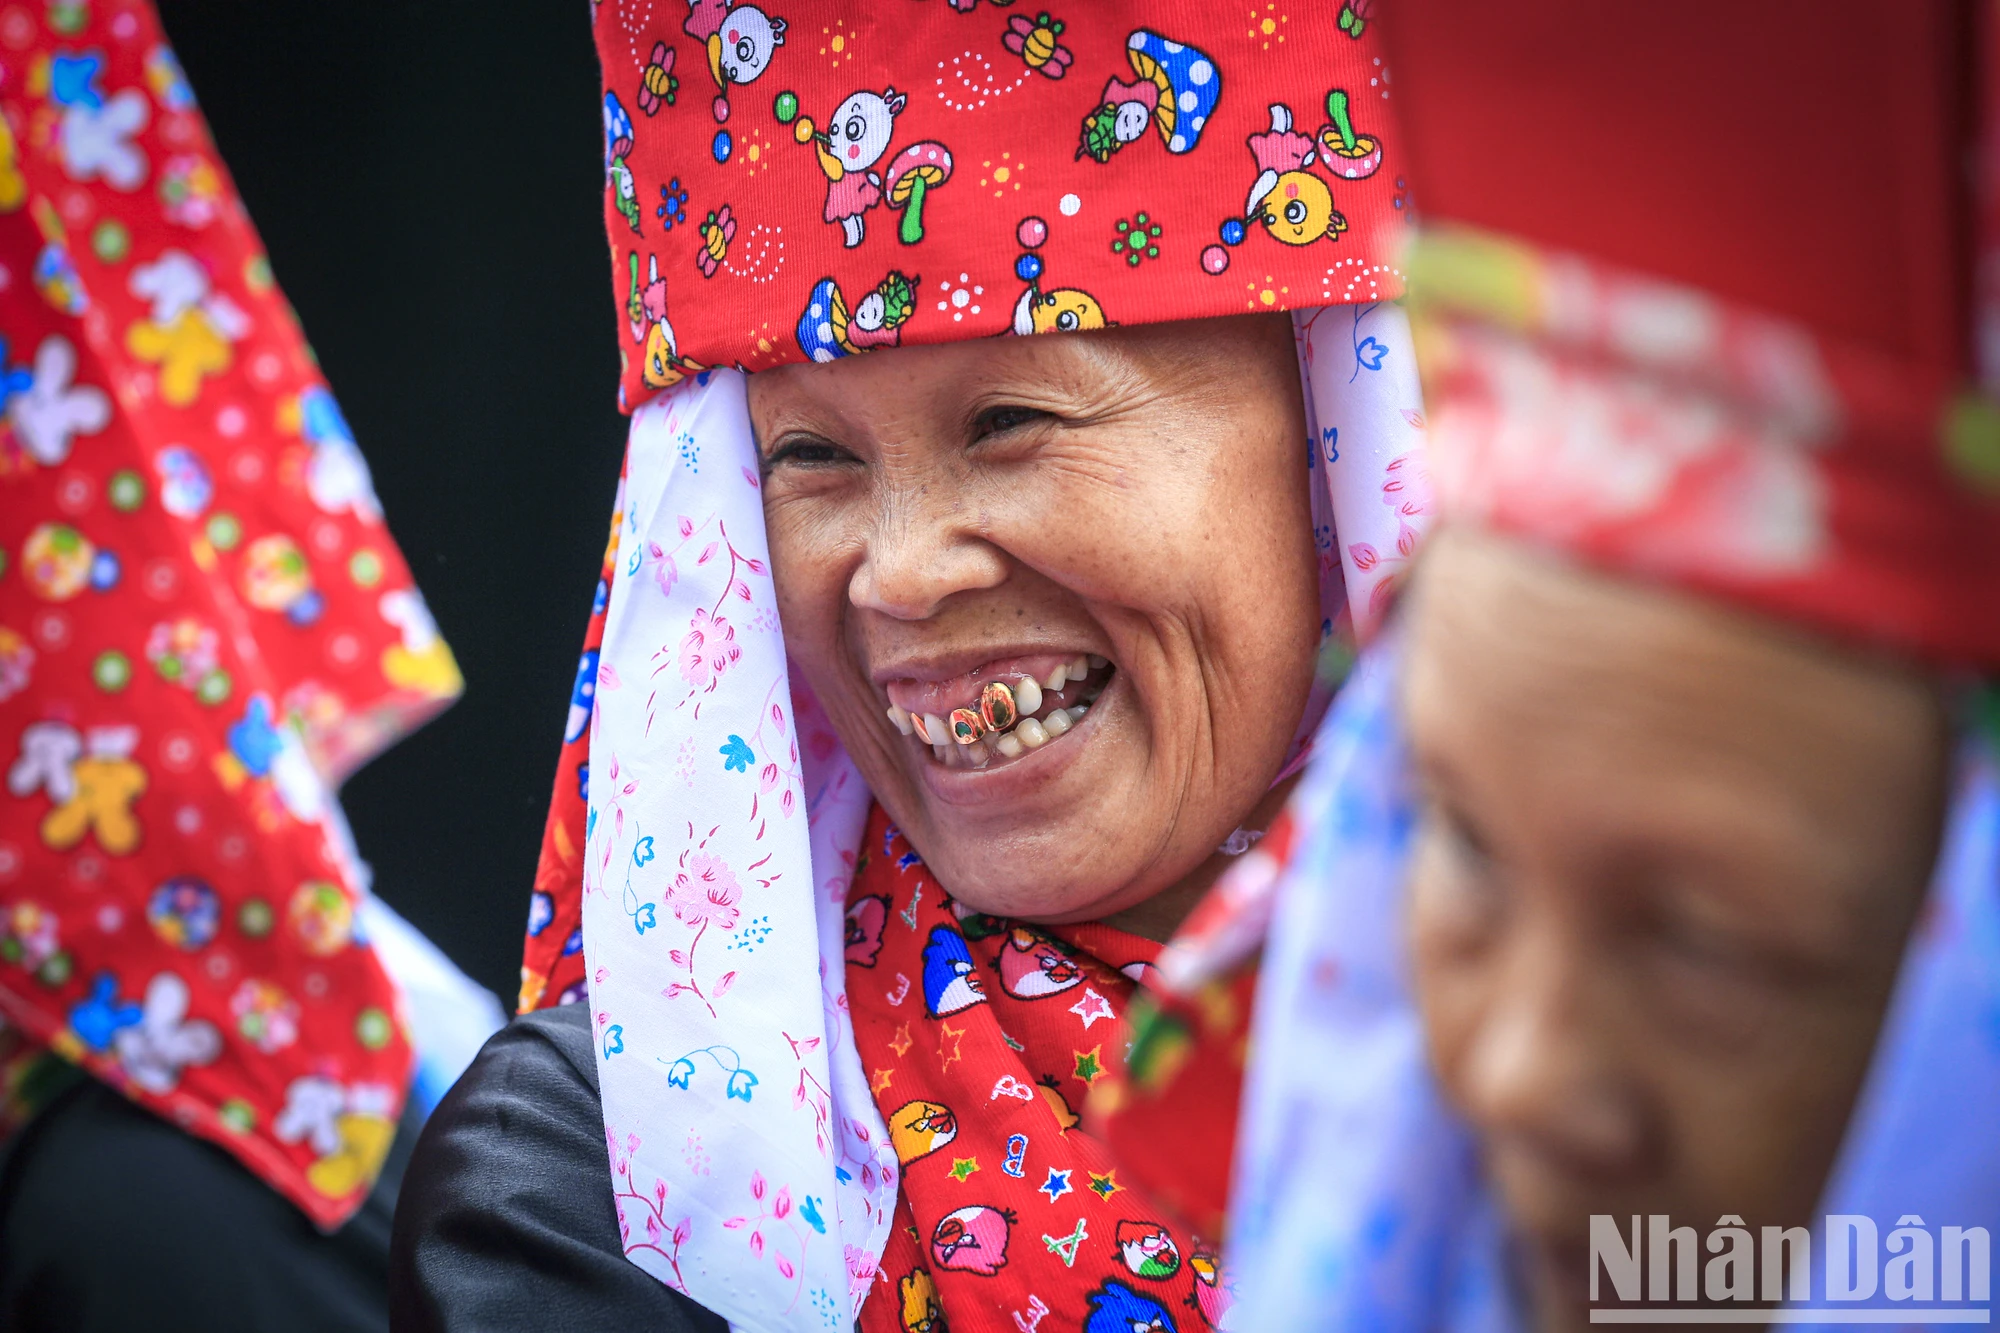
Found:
[0,3,460,1227]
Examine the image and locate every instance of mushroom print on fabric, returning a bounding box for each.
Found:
[552,4,1410,415]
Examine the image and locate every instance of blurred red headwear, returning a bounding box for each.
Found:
[1388,0,2000,668]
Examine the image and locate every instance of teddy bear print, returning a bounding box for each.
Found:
[8,720,148,855]
[125,250,248,406]
[7,334,111,466]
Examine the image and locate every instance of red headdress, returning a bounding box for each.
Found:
[1389,2,2000,667]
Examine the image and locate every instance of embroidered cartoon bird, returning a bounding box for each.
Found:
[844,893,888,965]
[899,1270,944,1333]
[997,928,1084,999]
[930,1204,1013,1275]
[888,1098,958,1164]
[1114,1219,1182,1281]
[920,924,986,1017]
[1084,1280,1177,1333]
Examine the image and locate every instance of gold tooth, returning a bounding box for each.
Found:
[948,707,985,745]
[979,680,1018,732]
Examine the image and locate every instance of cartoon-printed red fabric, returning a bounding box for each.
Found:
[589,0,1409,405]
[524,0,1413,1027]
[0,2,461,1227]
[844,809,1238,1333]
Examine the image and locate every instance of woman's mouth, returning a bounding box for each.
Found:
[882,655,1112,770]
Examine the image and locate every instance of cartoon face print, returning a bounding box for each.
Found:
[930,1203,1012,1275]
[1244,103,1349,247]
[689,0,786,96]
[899,1270,944,1333]
[796,271,918,361]
[844,893,888,965]
[1037,1074,1081,1132]
[718,6,784,86]
[806,88,905,248]
[629,253,705,390]
[1113,1220,1182,1281]
[1012,284,1107,336]
[920,924,986,1017]
[887,1098,957,1163]
[1076,31,1219,164]
[826,90,901,175]
[1189,1248,1233,1328]
[1084,1279,1178,1333]
[996,928,1084,999]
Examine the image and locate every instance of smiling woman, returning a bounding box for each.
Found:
[390,6,1429,1330]
[751,317,1318,936]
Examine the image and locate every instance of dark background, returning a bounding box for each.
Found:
[155,1,624,1001]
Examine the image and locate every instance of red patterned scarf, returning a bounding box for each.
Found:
[846,807,1238,1332]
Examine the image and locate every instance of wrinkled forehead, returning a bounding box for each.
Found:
[746,314,1294,435]
[1402,527,1949,878]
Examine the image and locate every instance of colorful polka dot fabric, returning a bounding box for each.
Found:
[0,1,460,1228]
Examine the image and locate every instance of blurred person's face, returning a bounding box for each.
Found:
[1401,528,1949,1331]
[747,314,1316,937]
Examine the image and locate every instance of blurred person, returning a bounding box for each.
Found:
[390,5,1433,1330]
[0,6,498,1330]
[1143,4,2000,1329]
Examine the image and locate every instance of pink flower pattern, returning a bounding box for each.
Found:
[668,850,742,930]
[679,607,740,691]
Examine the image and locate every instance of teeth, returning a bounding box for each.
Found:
[1045,664,1068,692]
[1069,704,1088,719]
[949,707,984,745]
[1015,716,1049,749]
[932,742,949,763]
[993,731,1024,758]
[887,704,914,736]
[1042,708,1072,738]
[1013,675,1042,716]
[966,740,991,768]
[1088,654,1108,670]
[923,715,948,747]
[1069,654,1089,679]
[979,680,1018,732]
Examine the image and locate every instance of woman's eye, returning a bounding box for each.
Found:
[973,405,1047,438]
[764,437,852,469]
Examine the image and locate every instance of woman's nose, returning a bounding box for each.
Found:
[848,508,1009,621]
[1454,942,1650,1180]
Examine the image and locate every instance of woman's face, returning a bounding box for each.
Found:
[748,314,1317,926]
[1402,528,1949,1330]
